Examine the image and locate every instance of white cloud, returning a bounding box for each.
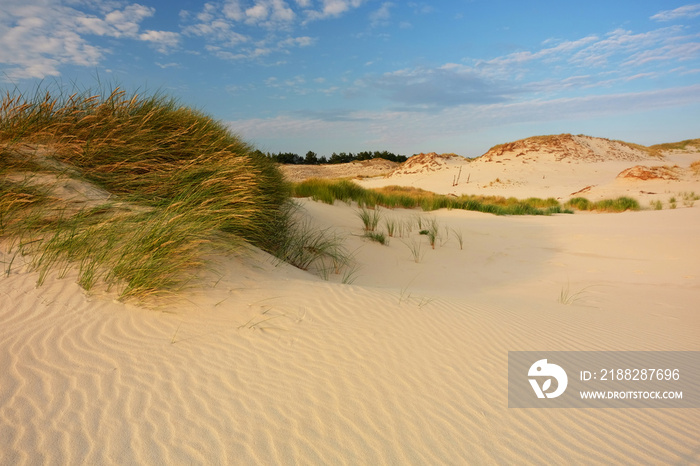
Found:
[245,3,269,22]
[278,36,314,47]
[483,35,599,69]
[473,24,699,88]
[370,2,393,27]
[223,0,245,21]
[304,0,366,22]
[270,0,296,22]
[651,4,700,21]
[0,0,179,80]
[183,0,365,61]
[139,30,181,53]
[103,4,155,37]
[155,62,180,69]
[569,26,696,68]
[218,0,297,27]
[184,1,340,59]
[183,16,249,46]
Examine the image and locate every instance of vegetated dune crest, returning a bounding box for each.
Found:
[347,134,700,203]
[476,133,660,163]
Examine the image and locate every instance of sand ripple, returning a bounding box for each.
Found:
[1,263,699,464]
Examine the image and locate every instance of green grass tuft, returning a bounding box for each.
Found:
[356,206,381,231]
[363,231,388,245]
[565,196,640,212]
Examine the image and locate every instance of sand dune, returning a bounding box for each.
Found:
[355,136,700,205]
[2,135,700,464]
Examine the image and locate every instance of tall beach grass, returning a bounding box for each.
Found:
[0,85,296,299]
[565,196,640,212]
[292,178,573,215]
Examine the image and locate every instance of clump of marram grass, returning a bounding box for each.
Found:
[384,217,397,237]
[363,231,387,245]
[293,179,573,215]
[273,217,349,275]
[424,218,440,249]
[292,178,379,206]
[565,196,640,212]
[0,85,292,299]
[594,197,640,212]
[357,206,381,231]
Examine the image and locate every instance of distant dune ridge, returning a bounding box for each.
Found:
[284,134,700,184]
[283,134,700,203]
[2,99,700,466]
[478,133,659,162]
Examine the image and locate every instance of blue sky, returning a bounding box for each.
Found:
[1,1,699,157]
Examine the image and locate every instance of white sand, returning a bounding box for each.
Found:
[2,141,700,464]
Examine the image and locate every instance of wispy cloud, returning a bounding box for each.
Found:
[221,0,296,27]
[207,0,367,26]
[369,2,394,27]
[0,0,179,79]
[181,0,364,60]
[483,35,600,69]
[473,24,700,88]
[278,36,315,47]
[140,30,181,53]
[228,84,700,154]
[367,64,518,108]
[651,4,700,21]
[303,0,366,22]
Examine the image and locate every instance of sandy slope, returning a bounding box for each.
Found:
[2,188,699,464]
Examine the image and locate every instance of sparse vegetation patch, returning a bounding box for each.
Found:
[293,179,573,216]
[565,196,640,212]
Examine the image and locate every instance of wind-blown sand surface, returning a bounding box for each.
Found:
[2,137,700,464]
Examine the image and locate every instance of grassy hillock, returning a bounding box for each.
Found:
[0,87,291,299]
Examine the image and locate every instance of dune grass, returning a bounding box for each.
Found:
[565,196,640,212]
[0,85,300,299]
[363,231,388,245]
[691,160,700,176]
[403,239,424,263]
[273,213,350,275]
[649,138,700,152]
[292,178,572,215]
[356,206,381,231]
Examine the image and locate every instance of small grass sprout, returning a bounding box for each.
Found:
[357,206,381,232]
[384,217,397,237]
[403,239,424,263]
[363,231,388,245]
[451,227,464,250]
[558,282,595,306]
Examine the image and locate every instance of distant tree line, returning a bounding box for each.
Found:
[254,150,408,165]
